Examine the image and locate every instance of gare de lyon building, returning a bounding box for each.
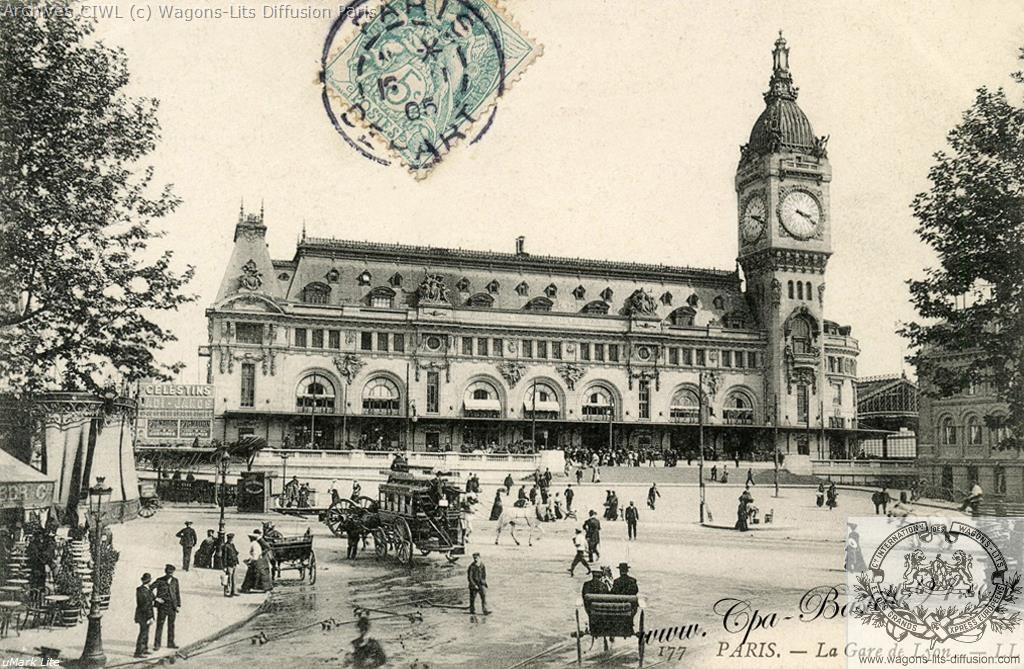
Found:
[200,36,867,472]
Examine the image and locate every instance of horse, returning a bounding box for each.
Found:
[494,502,544,546]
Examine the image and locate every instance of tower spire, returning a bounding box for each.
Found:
[765,31,798,102]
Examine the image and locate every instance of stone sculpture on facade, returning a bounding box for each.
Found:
[333,353,365,385]
[239,259,263,291]
[496,361,527,388]
[555,363,586,390]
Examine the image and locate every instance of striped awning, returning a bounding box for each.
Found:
[0,450,55,510]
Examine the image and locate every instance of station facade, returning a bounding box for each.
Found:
[201,36,861,467]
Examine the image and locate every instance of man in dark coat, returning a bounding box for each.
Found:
[581,569,610,615]
[647,483,660,510]
[134,573,155,657]
[564,485,575,513]
[503,474,514,495]
[467,553,491,615]
[611,562,639,614]
[624,501,640,540]
[583,510,601,562]
[175,521,197,571]
[195,529,216,569]
[221,534,239,597]
[351,615,387,668]
[151,564,181,650]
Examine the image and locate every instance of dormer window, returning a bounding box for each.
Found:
[524,296,553,312]
[572,285,586,299]
[660,291,673,305]
[687,293,699,308]
[357,270,372,286]
[544,283,558,298]
[486,280,500,294]
[667,306,696,326]
[302,282,330,304]
[389,272,403,287]
[600,287,614,301]
[515,281,529,296]
[367,286,396,309]
[456,277,470,292]
[713,296,725,310]
[467,292,494,308]
[581,300,609,315]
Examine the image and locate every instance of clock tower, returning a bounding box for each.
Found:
[736,33,832,464]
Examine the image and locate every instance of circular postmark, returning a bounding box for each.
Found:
[851,520,1021,646]
[322,0,527,176]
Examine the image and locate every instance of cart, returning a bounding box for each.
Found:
[320,495,380,538]
[266,534,317,584]
[574,594,646,667]
[371,469,466,565]
[137,483,161,518]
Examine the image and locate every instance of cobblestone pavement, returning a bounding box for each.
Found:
[177,484,931,669]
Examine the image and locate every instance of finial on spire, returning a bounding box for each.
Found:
[764,31,798,102]
[260,199,265,222]
[301,220,307,242]
[239,198,244,223]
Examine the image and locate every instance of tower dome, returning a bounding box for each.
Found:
[743,33,826,159]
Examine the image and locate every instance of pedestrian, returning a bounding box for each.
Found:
[240,531,267,593]
[565,484,575,513]
[736,487,754,532]
[517,485,527,502]
[221,533,239,597]
[735,454,740,469]
[352,479,362,500]
[568,528,590,576]
[815,482,825,507]
[175,521,197,571]
[575,468,583,485]
[845,523,867,573]
[592,465,601,483]
[350,614,387,668]
[465,474,474,493]
[959,481,983,513]
[489,489,503,521]
[467,552,491,615]
[624,501,639,540]
[583,510,601,562]
[826,483,838,510]
[746,468,754,487]
[134,573,155,658]
[646,483,660,511]
[710,465,718,482]
[150,564,181,650]
[529,485,538,504]
[194,529,216,569]
[503,473,514,495]
[872,486,892,515]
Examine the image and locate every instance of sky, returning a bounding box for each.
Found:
[88,0,1024,383]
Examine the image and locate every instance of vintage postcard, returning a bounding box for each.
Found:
[1,1,1023,668]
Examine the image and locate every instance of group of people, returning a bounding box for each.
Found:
[708,465,757,486]
[132,565,183,657]
[735,486,758,531]
[581,563,640,616]
[815,481,839,510]
[282,476,314,508]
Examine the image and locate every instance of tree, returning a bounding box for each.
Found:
[0,3,194,395]
[902,47,1024,448]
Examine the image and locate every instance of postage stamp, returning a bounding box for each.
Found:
[846,516,1023,667]
[321,0,541,179]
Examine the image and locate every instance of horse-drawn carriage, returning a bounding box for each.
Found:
[263,526,317,583]
[320,495,380,537]
[574,594,647,667]
[371,468,466,564]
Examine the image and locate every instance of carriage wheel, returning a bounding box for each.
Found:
[138,504,156,519]
[324,499,356,537]
[637,609,645,668]
[420,548,432,556]
[574,609,583,667]
[308,551,317,585]
[373,529,389,559]
[396,540,412,565]
[395,518,413,565]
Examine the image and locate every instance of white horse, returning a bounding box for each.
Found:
[495,503,544,546]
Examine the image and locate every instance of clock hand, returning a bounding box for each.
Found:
[795,209,814,221]
[750,215,764,223]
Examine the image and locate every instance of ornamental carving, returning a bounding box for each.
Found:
[333,354,365,385]
[812,135,829,159]
[817,283,826,305]
[740,248,830,275]
[628,368,660,392]
[412,355,450,383]
[555,363,586,390]
[771,278,781,306]
[496,361,527,388]
[239,259,263,291]
[623,289,658,317]
[417,273,451,305]
[700,371,720,400]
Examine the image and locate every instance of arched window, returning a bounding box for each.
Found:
[524,296,553,312]
[797,282,804,300]
[723,391,755,425]
[791,317,813,354]
[524,382,560,417]
[581,300,610,315]
[939,416,957,446]
[667,306,696,327]
[966,416,983,446]
[467,292,494,308]
[296,373,336,413]
[788,281,794,299]
[464,380,502,417]
[367,286,395,309]
[582,386,614,418]
[805,282,812,300]
[302,282,330,305]
[989,416,1010,446]
[669,387,700,423]
[362,377,401,415]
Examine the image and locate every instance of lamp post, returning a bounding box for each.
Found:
[698,372,706,525]
[213,448,230,569]
[80,477,113,668]
[530,380,537,450]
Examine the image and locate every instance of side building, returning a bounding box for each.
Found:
[200,35,863,472]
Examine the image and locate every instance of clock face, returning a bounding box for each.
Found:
[779,191,822,240]
[741,195,767,243]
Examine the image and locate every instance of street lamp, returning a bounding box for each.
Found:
[80,476,113,668]
[698,372,706,525]
[214,448,230,567]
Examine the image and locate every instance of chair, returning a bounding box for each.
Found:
[18,590,50,631]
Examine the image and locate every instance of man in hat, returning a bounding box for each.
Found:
[221,533,239,596]
[503,473,514,495]
[195,529,216,569]
[175,521,197,571]
[583,510,601,562]
[467,552,491,615]
[581,568,609,615]
[150,564,181,650]
[611,562,639,596]
[350,614,386,668]
[624,501,640,540]
[134,573,155,657]
[568,528,590,576]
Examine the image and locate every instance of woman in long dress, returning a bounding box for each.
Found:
[846,523,867,572]
[736,488,754,531]
[826,483,838,510]
[608,492,620,521]
[489,490,503,521]
[816,483,825,507]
